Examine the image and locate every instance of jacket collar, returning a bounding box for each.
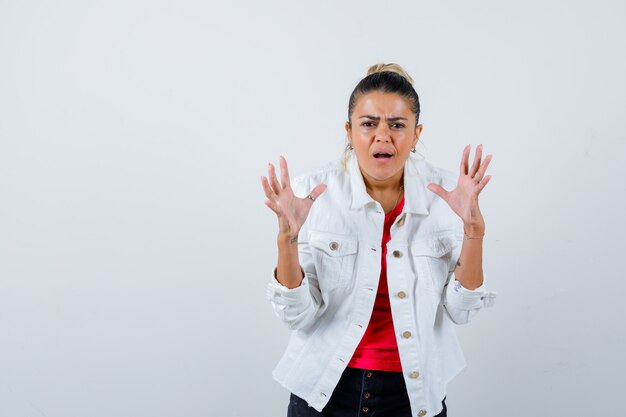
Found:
[348,152,430,215]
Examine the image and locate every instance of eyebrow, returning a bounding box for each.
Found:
[358,115,409,122]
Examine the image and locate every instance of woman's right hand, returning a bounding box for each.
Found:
[261,156,326,242]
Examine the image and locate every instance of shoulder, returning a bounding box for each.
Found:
[411,156,458,187]
[291,158,347,194]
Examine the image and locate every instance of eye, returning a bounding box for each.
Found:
[391,123,406,129]
[361,121,376,127]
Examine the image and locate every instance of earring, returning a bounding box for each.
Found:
[411,146,416,153]
[346,143,353,151]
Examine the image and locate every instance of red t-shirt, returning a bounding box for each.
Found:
[348,196,405,372]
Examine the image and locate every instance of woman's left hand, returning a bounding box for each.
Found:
[426,144,492,233]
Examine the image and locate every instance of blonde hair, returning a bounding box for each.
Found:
[366,63,415,86]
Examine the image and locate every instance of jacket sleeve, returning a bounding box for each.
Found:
[265,178,327,331]
[441,237,497,325]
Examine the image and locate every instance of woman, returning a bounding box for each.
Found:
[261,63,497,417]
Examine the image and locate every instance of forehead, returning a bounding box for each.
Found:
[354,91,413,117]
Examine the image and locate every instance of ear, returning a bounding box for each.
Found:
[413,124,423,148]
[344,121,352,141]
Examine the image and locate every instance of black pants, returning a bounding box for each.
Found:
[287,367,447,417]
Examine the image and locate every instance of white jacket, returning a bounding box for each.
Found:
[266,152,497,417]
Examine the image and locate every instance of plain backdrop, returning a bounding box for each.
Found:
[1,1,624,416]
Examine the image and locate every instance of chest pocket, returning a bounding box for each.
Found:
[411,234,459,296]
[309,231,358,291]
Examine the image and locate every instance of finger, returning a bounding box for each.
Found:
[460,144,470,176]
[473,154,492,182]
[469,144,482,178]
[426,183,449,200]
[303,183,327,205]
[264,199,282,216]
[476,175,492,194]
[261,175,278,201]
[279,155,291,190]
[268,163,282,194]
[310,183,327,199]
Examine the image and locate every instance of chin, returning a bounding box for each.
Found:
[363,166,402,182]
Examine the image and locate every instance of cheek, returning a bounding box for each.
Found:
[354,146,369,158]
[399,135,416,149]
[352,136,370,151]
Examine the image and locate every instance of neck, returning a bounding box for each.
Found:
[360,168,405,213]
[361,168,404,194]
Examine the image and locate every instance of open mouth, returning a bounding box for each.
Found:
[373,153,393,159]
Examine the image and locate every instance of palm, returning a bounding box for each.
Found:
[427,144,492,227]
[261,156,327,239]
[272,182,316,234]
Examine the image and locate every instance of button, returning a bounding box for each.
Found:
[402,331,412,338]
[364,392,371,399]
[365,371,373,378]
[409,371,420,379]
[362,406,370,413]
[418,409,427,416]
[397,291,407,299]
[329,241,339,251]
[392,250,402,258]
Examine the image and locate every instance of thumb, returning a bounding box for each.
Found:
[427,183,448,200]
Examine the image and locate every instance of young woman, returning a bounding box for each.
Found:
[261,63,497,417]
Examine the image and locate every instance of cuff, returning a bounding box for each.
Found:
[446,272,497,309]
[266,268,312,305]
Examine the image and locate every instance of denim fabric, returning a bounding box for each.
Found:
[268,153,496,412]
[287,367,447,417]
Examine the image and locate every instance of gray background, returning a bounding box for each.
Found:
[1,0,624,416]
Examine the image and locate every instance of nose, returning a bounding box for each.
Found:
[374,124,391,142]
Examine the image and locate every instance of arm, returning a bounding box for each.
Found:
[262,156,327,330]
[428,144,497,324]
[441,228,496,325]
[453,224,485,290]
[427,143,491,291]
[266,222,326,330]
[275,233,305,289]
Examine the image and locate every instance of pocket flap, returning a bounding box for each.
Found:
[309,231,358,257]
[411,234,461,257]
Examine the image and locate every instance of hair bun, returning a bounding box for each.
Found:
[366,63,414,86]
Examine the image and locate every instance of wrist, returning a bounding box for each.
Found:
[463,223,485,238]
[277,233,299,247]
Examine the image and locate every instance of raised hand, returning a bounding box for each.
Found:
[261,156,327,241]
[426,144,492,234]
